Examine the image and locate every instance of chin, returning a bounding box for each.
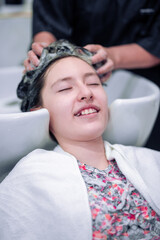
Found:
[77,127,106,141]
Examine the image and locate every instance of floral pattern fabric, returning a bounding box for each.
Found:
[78,159,160,240]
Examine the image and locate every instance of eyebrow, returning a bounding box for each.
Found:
[51,72,98,87]
[51,77,73,88]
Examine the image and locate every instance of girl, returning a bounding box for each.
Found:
[0,40,160,240]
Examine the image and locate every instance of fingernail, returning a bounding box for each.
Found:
[41,42,49,47]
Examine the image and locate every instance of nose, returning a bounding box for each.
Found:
[77,84,93,102]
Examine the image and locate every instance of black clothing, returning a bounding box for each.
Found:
[33,0,160,84]
[32,0,160,150]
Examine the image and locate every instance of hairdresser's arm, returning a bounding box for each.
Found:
[24,31,56,71]
[85,44,160,82]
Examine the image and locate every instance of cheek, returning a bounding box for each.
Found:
[48,100,71,133]
[100,91,108,121]
[100,90,108,109]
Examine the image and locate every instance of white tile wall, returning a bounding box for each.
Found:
[0,0,32,67]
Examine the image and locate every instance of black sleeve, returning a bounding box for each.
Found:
[135,2,160,59]
[32,0,74,40]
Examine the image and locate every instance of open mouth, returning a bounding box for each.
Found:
[74,107,100,117]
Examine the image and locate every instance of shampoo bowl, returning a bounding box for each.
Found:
[103,70,160,146]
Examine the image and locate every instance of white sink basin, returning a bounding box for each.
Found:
[103,70,160,146]
[0,66,22,113]
[0,66,159,181]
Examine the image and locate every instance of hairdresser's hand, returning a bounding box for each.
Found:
[24,42,49,72]
[84,44,114,82]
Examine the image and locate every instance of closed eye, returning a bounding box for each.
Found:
[58,87,72,92]
[88,83,100,86]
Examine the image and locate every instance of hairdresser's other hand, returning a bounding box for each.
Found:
[24,42,49,72]
[84,44,114,82]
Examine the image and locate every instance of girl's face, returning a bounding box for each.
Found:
[41,57,108,143]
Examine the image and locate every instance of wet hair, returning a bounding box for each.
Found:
[17,39,95,112]
[19,58,60,111]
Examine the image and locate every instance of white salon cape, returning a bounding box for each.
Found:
[0,141,160,240]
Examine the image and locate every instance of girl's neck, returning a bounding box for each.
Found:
[59,137,109,170]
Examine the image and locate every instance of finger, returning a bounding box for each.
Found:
[96,58,114,82]
[28,50,40,67]
[97,58,114,75]
[84,44,101,53]
[32,42,48,56]
[23,58,35,73]
[92,49,108,64]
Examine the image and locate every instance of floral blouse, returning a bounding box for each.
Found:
[78,159,160,239]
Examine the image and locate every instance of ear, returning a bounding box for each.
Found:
[30,106,42,112]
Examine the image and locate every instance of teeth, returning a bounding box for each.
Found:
[79,108,97,116]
